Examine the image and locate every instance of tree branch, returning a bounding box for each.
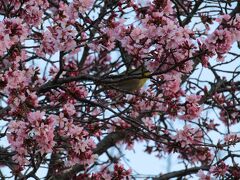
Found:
[153,166,210,180]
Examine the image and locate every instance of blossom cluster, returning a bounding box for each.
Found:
[0,18,28,56]
[76,163,132,180]
[7,111,96,168]
[204,14,240,61]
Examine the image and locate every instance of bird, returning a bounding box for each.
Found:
[112,67,150,92]
[95,42,150,94]
[95,67,150,94]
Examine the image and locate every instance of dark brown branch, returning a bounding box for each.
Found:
[0,147,24,178]
[182,0,203,26]
[152,166,210,180]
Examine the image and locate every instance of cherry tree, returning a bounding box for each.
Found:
[0,0,240,179]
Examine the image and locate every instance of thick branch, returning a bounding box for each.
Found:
[153,166,210,180]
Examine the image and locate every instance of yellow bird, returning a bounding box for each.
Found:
[97,67,150,93]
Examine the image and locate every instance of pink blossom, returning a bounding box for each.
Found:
[63,103,76,116]
[28,111,45,124]
[21,5,43,26]
[224,133,240,145]
[4,69,32,92]
[35,123,55,154]
[172,125,203,148]
[7,120,28,166]
[109,118,131,132]
[205,29,233,61]
[3,18,28,43]
[162,74,181,96]
[197,170,211,180]
[180,95,202,120]
[210,161,229,177]
[12,154,29,167]
[113,163,132,179]
[70,0,94,14]
[142,117,154,129]
[37,25,77,56]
